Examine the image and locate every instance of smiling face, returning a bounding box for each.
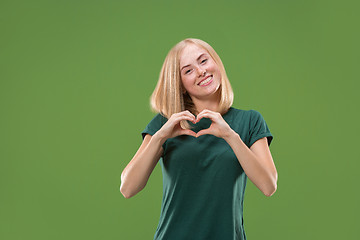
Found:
[179,43,221,101]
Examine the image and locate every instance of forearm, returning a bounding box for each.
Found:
[120,133,165,198]
[223,130,277,196]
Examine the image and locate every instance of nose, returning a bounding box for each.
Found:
[196,67,206,77]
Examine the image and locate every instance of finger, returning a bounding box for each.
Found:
[196,109,208,120]
[176,116,196,124]
[196,129,212,137]
[180,129,197,137]
[196,111,218,123]
[173,111,195,122]
[177,113,196,123]
[181,110,196,120]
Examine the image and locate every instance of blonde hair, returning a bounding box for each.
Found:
[150,38,234,129]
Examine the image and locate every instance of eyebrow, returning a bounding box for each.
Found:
[180,53,207,71]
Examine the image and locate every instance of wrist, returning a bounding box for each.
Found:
[222,129,239,142]
[153,130,167,145]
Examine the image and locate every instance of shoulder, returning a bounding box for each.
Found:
[248,109,262,118]
[151,112,168,122]
[228,107,257,119]
[228,108,267,126]
[227,106,246,115]
[147,112,169,126]
[141,113,168,139]
[247,109,269,126]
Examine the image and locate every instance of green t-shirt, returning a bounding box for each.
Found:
[141,107,273,240]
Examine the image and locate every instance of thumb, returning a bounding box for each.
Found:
[181,129,197,137]
[196,129,212,138]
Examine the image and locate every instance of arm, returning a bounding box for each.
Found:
[223,133,277,197]
[196,109,278,197]
[120,111,197,199]
[120,133,165,199]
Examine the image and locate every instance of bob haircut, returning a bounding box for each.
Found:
[150,38,234,129]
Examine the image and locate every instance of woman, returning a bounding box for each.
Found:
[120,38,278,240]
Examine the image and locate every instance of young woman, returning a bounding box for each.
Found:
[120,38,278,240]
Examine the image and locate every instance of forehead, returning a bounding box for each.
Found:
[179,44,208,65]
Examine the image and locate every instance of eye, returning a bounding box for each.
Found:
[201,59,208,64]
[185,69,192,74]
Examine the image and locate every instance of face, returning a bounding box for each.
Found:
[179,44,221,100]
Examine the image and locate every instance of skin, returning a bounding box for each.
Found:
[179,43,221,114]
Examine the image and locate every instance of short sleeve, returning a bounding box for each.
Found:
[141,113,168,140]
[248,110,273,147]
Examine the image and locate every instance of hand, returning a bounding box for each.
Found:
[195,109,235,139]
[157,110,197,140]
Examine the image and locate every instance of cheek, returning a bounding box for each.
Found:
[210,65,221,78]
[209,62,219,72]
[180,78,189,90]
[181,76,193,88]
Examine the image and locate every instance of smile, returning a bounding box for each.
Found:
[198,76,213,86]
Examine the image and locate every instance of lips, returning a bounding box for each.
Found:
[198,75,213,85]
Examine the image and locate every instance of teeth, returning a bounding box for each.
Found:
[199,76,212,86]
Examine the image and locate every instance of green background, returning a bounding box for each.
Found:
[1,0,359,239]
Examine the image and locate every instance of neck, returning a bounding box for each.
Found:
[191,90,221,115]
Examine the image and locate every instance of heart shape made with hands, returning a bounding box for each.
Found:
[173,109,233,139]
[176,116,210,138]
[184,112,228,138]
